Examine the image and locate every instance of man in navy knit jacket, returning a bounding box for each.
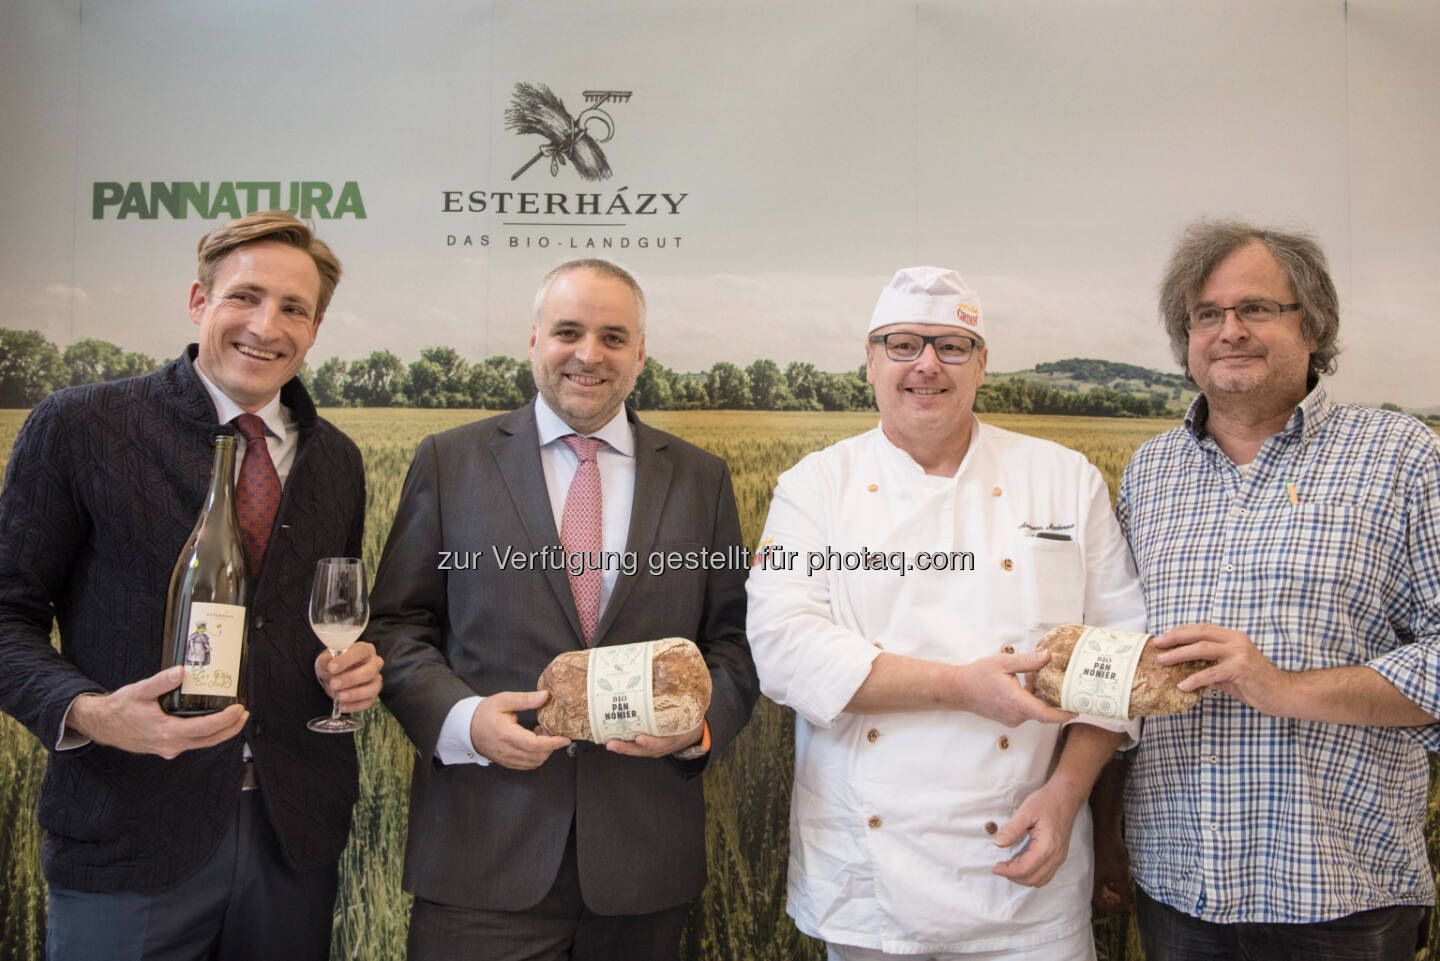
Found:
[0,211,383,960]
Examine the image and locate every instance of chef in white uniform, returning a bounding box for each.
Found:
[746,267,1145,960]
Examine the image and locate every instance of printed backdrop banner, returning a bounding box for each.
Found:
[2,0,1438,406]
[4,4,1440,959]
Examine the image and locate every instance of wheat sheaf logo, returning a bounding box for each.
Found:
[506,82,632,182]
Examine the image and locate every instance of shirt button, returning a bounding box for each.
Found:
[1002,558,1013,571]
[251,614,266,629]
[1207,754,1219,764]
[1209,823,1219,832]
[867,729,880,743]
[868,816,883,829]
[1223,564,1234,573]
[1208,689,1221,699]
[867,483,879,492]
[984,821,999,836]
[997,736,1010,750]
[1001,645,1015,655]
[566,744,578,758]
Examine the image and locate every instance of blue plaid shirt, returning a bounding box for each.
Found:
[1117,384,1440,923]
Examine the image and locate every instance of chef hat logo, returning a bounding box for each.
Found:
[869,267,986,343]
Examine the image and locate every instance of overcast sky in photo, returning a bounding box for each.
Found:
[2,0,1436,407]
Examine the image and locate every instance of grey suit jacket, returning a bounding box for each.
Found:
[367,402,757,915]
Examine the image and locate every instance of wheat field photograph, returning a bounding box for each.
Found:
[3,407,1439,961]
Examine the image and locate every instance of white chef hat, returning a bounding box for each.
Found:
[868,266,985,343]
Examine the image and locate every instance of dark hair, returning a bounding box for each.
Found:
[1159,218,1339,384]
[533,259,646,331]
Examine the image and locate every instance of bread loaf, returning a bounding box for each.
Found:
[1034,624,1207,718]
[537,637,711,742]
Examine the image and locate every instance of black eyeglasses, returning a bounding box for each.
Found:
[1187,300,1300,332]
[868,332,980,365]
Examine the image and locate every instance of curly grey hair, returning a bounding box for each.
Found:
[1159,219,1339,385]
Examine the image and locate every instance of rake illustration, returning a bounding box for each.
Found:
[506,84,630,182]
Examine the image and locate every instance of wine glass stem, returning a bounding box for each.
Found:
[329,650,343,721]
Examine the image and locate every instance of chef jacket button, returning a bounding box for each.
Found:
[984,821,998,836]
[867,483,878,492]
[1001,558,1013,571]
[992,486,1002,497]
[997,736,1010,750]
[867,728,880,743]
[1001,644,1015,654]
[868,816,883,829]
[566,744,578,758]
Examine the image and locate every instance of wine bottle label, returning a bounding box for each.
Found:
[179,601,246,697]
[1059,626,1150,719]
[586,640,657,742]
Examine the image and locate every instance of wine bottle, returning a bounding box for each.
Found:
[160,433,250,715]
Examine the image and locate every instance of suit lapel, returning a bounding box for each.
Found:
[592,411,671,645]
[493,402,587,644]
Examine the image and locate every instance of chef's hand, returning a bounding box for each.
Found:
[606,721,703,758]
[469,691,570,770]
[958,651,1076,727]
[313,641,383,713]
[991,780,1080,887]
[1153,624,1281,713]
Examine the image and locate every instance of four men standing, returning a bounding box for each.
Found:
[2,220,1437,960]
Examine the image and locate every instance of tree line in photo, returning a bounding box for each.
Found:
[308,347,882,413]
[1,327,1211,418]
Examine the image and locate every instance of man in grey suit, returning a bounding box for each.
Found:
[367,259,758,961]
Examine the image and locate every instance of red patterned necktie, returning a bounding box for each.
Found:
[232,414,282,577]
[560,434,605,643]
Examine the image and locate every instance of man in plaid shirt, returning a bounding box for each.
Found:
[1110,219,1440,960]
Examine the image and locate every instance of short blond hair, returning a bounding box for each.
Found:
[196,210,342,317]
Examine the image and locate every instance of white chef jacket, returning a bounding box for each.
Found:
[746,421,1145,955]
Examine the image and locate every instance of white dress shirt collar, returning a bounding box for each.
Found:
[192,366,290,440]
[533,394,635,457]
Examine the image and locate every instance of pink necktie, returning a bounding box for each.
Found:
[232,414,281,577]
[560,434,605,643]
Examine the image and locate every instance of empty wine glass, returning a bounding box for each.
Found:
[307,557,369,733]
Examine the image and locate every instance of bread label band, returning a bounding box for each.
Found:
[587,639,658,741]
[1058,626,1151,719]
